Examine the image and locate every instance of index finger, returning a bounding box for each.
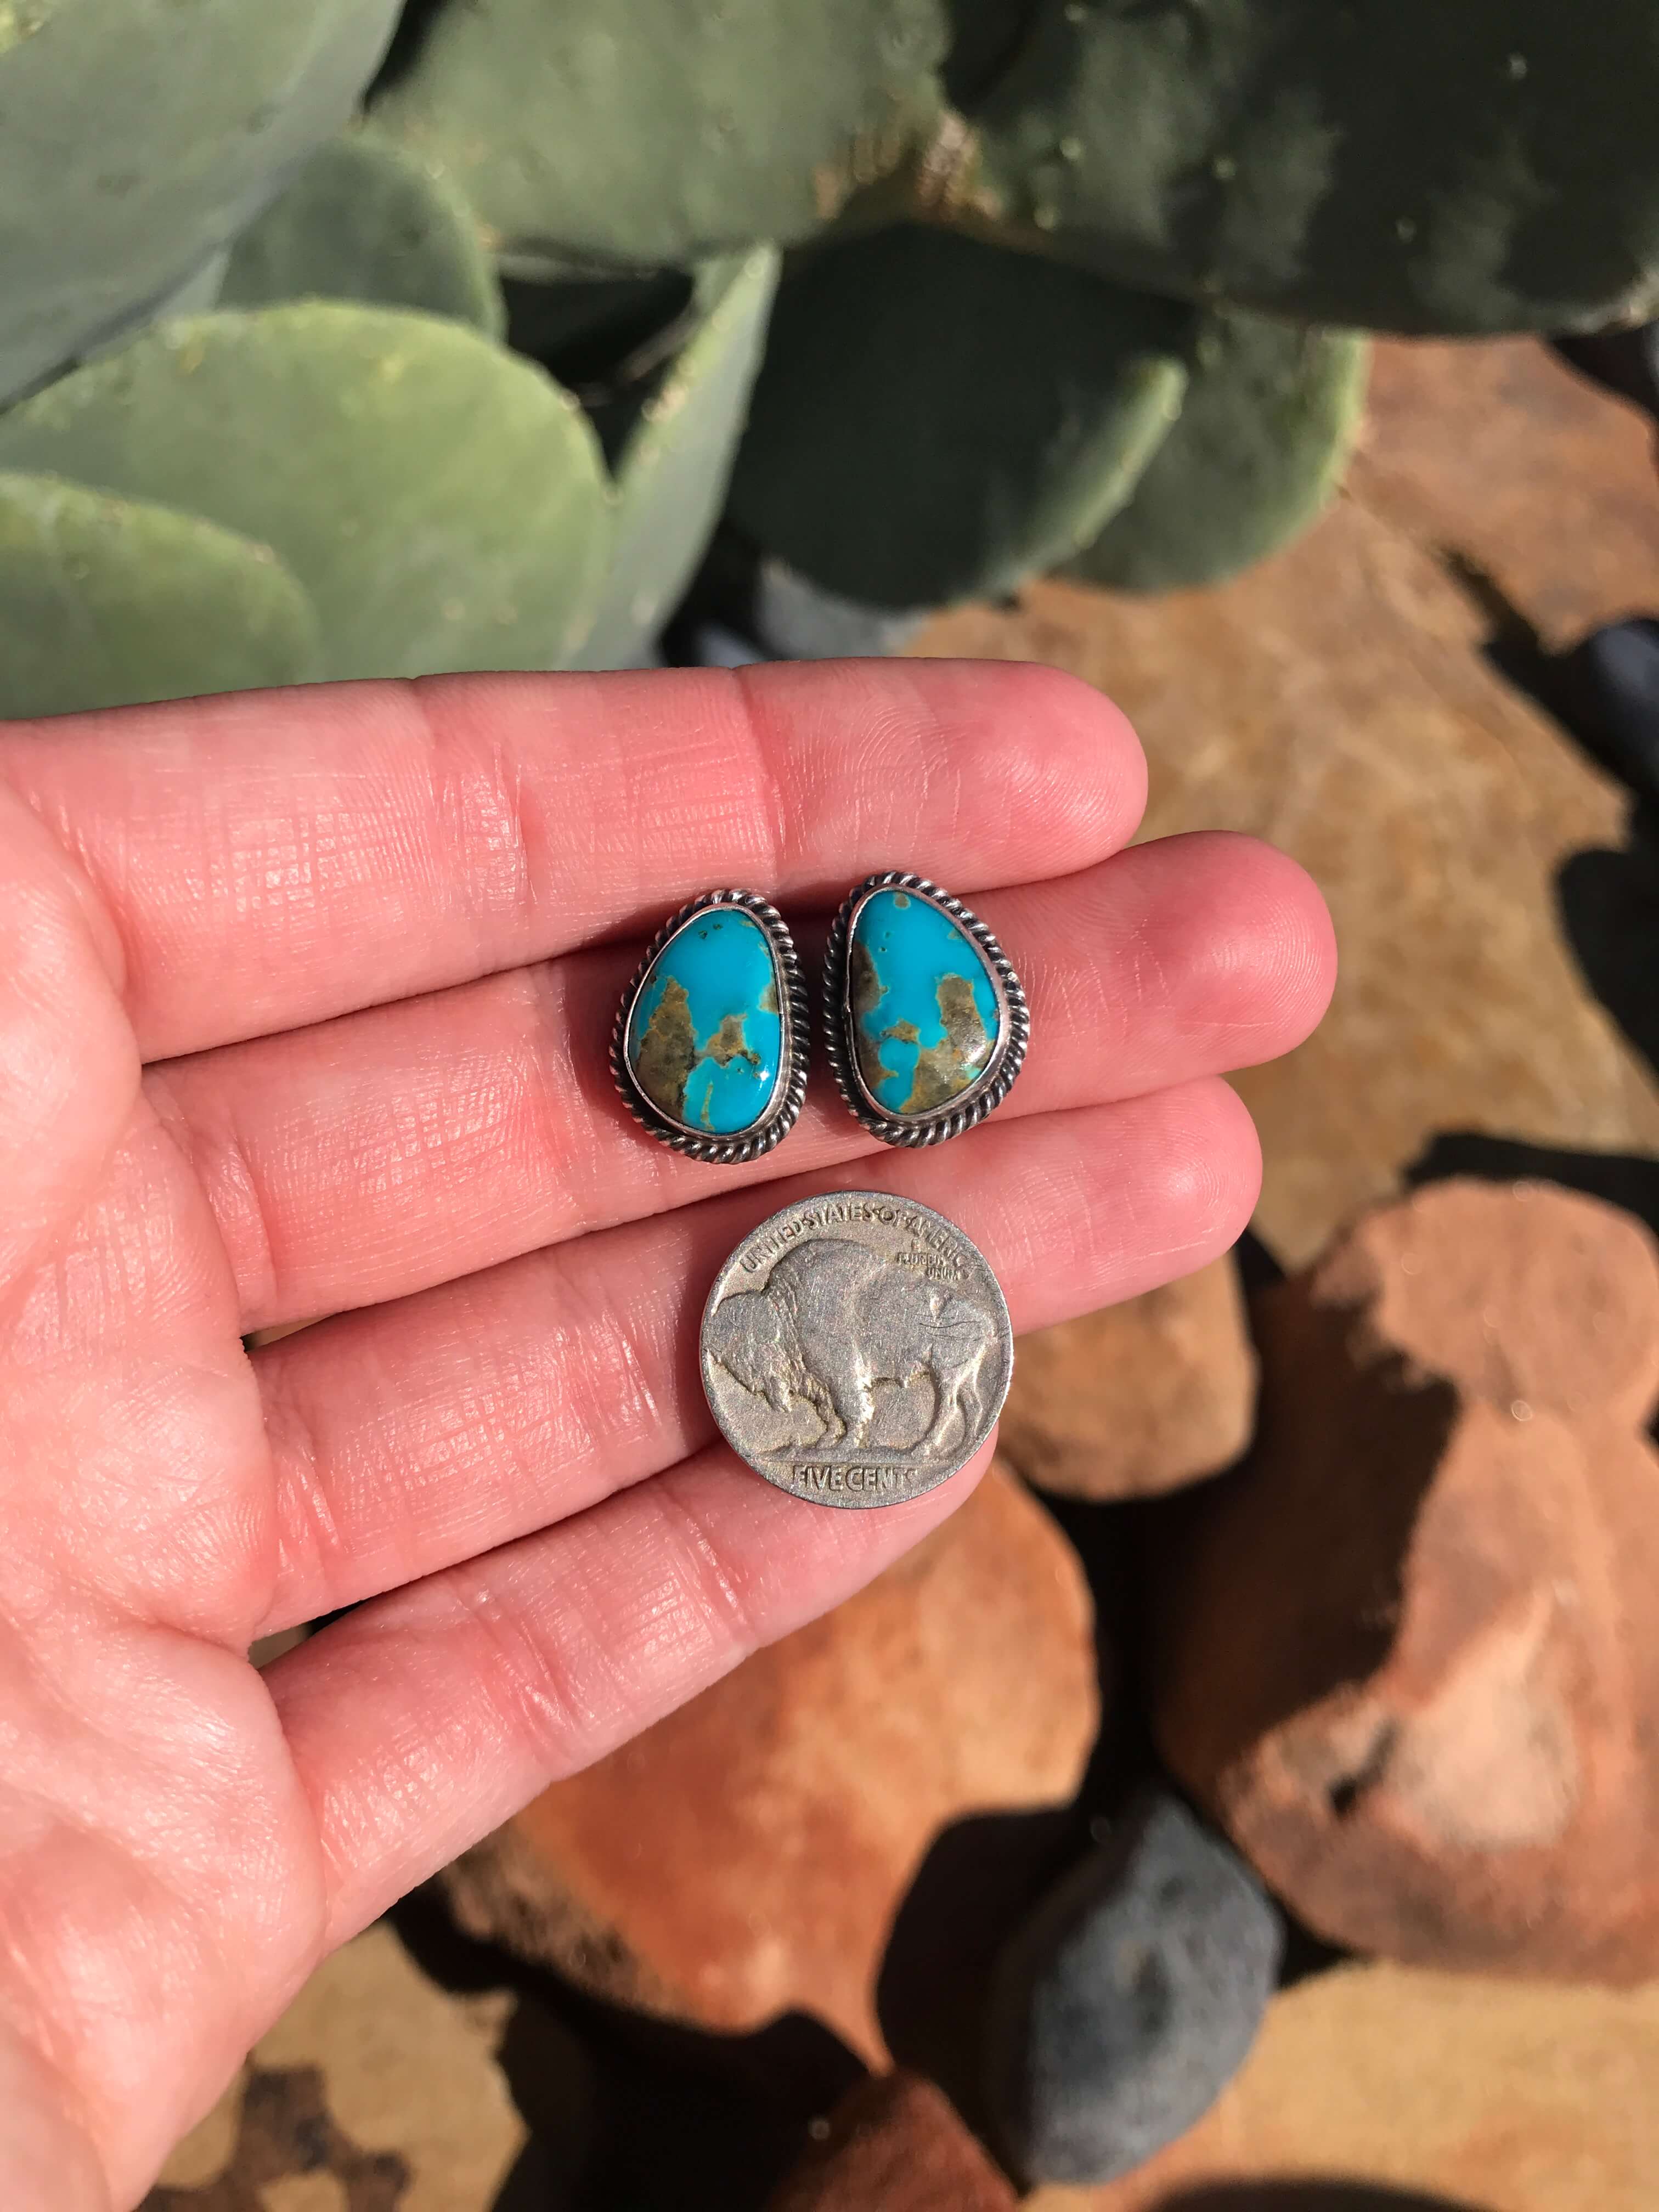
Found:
[0,659,1144,1061]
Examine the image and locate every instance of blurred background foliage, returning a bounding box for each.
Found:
[2,0,1657,714]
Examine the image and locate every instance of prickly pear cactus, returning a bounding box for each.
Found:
[10,0,1646,724]
[365,0,951,267]
[0,304,613,681]
[961,0,1659,336]
[0,0,403,404]
[220,133,504,336]
[1066,313,1370,593]
[726,225,1189,608]
[578,247,780,670]
[0,471,320,715]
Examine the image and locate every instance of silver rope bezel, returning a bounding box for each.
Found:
[823,872,1029,1148]
[611,889,809,1165]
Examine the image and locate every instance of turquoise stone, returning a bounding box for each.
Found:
[849,888,1002,1115]
[627,907,784,1135]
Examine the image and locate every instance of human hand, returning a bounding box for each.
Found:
[0,661,1333,2209]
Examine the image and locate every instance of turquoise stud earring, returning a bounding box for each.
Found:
[612,890,808,1163]
[823,872,1029,1146]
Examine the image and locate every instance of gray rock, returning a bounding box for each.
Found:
[984,1789,1282,2188]
[1573,618,1659,811]
[753,557,929,662]
[689,620,766,669]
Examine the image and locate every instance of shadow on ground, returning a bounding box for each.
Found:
[391,1884,862,2212]
[1557,808,1659,1086]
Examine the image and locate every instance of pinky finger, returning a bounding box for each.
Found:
[266,1440,993,1946]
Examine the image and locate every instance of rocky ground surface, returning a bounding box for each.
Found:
[151,336,1659,2210]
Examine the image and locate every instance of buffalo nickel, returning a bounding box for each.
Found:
[700,1191,1014,1508]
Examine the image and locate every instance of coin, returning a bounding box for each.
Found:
[700,1190,1014,1508]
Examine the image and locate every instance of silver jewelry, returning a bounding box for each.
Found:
[823,872,1029,1147]
[612,889,808,1164]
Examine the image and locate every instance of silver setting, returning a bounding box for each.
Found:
[823,872,1029,1148]
[702,1190,1014,1508]
[611,889,808,1165]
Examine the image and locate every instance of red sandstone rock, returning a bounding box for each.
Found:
[764,2073,1016,2212]
[1310,1177,1659,1429]
[1347,335,1659,650]
[1151,1178,1659,1982]
[997,1259,1256,1499]
[442,1466,1098,2059]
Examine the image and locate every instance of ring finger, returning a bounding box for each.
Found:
[252,1077,1261,1638]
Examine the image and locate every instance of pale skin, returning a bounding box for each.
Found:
[0,660,1335,2209]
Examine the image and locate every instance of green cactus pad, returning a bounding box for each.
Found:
[725,226,1189,609]
[1065,314,1370,594]
[963,0,1659,335]
[579,248,779,670]
[220,133,503,336]
[0,303,613,681]
[365,0,950,266]
[0,0,402,404]
[0,471,321,718]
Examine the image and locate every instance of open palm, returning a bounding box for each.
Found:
[0,659,1333,2209]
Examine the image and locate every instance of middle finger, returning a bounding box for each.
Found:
[251,1077,1260,1638]
[148,832,1330,1333]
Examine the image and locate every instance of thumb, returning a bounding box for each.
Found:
[0,778,138,1298]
